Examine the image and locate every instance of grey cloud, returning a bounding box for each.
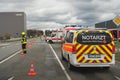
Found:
[0,0,119,30]
[68,0,119,26]
[0,0,33,3]
[59,0,93,3]
[77,12,99,25]
[28,14,70,24]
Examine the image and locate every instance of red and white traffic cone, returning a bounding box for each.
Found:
[30,42,32,46]
[20,52,24,57]
[26,44,29,49]
[28,61,36,76]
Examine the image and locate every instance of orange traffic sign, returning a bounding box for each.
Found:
[113,15,120,26]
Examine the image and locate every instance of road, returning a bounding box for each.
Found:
[0,38,120,80]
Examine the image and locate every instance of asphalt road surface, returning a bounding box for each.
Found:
[0,38,120,80]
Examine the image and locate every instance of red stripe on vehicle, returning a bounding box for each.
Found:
[99,45,112,59]
[96,48,102,54]
[92,60,97,63]
[110,43,113,47]
[75,43,79,48]
[99,60,104,63]
[76,45,84,52]
[51,38,62,40]
[77,45,90,59]
[105,45,112,52]
[78,57,85,63]
[104,57,110,62]
[87,48,94,54]
[85,60,90,63]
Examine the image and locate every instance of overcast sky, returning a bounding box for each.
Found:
[0,0,120,30]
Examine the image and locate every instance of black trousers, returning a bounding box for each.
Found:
[22,44,27,53]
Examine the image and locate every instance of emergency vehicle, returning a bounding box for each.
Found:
[108,29,120,41]
[45,30,63,43]
[95,28,120,41]
[61,27,115,69]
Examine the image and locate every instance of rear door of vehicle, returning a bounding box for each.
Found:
[73,30,115,64]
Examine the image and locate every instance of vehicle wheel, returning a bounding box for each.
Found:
[49,40,53,44]
[67,59,74,70]
[61,51,65,60]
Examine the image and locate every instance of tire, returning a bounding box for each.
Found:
[67,57,74,70]
[61,51,65,60]
[49,40,53,44]
[68,61,74,70]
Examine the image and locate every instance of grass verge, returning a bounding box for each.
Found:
[115,42,120,48]
[115,52,120,61]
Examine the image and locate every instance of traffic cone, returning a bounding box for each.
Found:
[20,53,24,57]
[28,61,36,76]
[30,42,32,46]
[26,44,29,49]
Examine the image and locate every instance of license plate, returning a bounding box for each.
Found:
[88,54,101,58]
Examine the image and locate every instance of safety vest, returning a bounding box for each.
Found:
[21,36,27,44]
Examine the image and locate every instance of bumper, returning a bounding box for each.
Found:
[70,54,115,67]
[72,63,115,67]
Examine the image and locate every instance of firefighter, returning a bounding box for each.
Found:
[21,32,27,54]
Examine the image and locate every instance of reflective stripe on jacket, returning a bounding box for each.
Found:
[21,36,27,44]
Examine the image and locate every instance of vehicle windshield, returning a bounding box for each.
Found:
[51,33,56,37]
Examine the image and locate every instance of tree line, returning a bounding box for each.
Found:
[27,29,43,38]
[27,30,53,37]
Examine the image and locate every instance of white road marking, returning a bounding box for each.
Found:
[0,43,10,46]
[49,44,72,80]
[0,50,22,64]
[1,47,5,49]
[114,76,120,80]
[8,76,14,80]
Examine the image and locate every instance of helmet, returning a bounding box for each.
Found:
[21,32,25,35]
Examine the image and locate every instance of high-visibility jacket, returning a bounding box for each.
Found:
[21,36,27,44]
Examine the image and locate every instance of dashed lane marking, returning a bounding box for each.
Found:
[0,50,22,64]
[49,44,72,80]
[8,76,14,80]
[114,76,120,80]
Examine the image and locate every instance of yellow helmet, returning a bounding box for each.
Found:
[21,32,25,35]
